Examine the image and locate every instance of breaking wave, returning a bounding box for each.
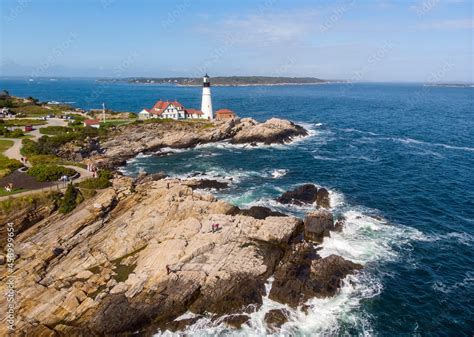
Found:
[154,184,425,336]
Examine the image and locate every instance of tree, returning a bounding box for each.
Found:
[59,183,78,214]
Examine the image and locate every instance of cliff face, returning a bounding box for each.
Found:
[94,118,308,168]
[0,176,360,336]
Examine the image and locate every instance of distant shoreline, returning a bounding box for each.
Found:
[97,76,342,87]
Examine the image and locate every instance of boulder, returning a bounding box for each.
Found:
[304,210,334,243]
[151,171,168,180]
[184,179,229,190]
[334,217,345,232]
[231,118,308,144]
[268,242,317,307]
[276,184,318,205]
[269,243,362,307]
[316,187,330,208]
[238,206,286,219]
[265,308,290,331]
[222,314,250,329]
[309,255,362,297]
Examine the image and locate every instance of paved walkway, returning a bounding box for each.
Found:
[3,137,23,161]
[0,118,94,200]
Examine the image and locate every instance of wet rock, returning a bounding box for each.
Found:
[222,314,250,329]
[265,308,290,331]
[189,274,267,316]
[268,242,317,307]
[309,255,362,297]
[269,243,362,307]
[151,171,168,180]
[316,187,330,208]
[185,179,229,190]
[154,151,174,157]
[239,206,286,219]
[334,217,345,232]
[159,315,202,332]
[276,184,318,205]
[304,210,334,243]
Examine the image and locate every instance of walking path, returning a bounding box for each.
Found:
[0,118,94,200]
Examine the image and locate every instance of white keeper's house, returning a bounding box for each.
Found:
[138,100,204,120]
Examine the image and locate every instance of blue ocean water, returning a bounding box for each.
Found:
[2,78,473,335]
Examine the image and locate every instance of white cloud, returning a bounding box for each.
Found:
[195,8,323,45]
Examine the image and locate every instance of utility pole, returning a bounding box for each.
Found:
[102,102,106,123]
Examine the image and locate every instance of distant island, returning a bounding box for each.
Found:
[99,76,338,86]
[423,83,473,88]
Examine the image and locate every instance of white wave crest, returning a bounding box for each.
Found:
[271,169,288,179]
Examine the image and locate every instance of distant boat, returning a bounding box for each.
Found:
[28,78,34,82]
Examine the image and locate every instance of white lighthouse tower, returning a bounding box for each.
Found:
[201,74,213,120]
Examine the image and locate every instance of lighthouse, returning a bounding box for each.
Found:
[201,74,213,120]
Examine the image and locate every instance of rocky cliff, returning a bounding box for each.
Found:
[93,118,307,169]
[0,177,360,336]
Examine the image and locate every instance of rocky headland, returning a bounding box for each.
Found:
[86,117,308,169]
[0,174,361,336]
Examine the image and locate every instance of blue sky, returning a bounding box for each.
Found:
[1,0,472,82]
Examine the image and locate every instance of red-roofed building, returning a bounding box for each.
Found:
[215,109,236,121]
[139,99,206,120]
[185,108,204,119]
[138,108,151,120]
[83,119,101,128]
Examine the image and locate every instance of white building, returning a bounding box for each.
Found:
[140,100,204,120]
[138,108,151,120]
[83,119,101,129]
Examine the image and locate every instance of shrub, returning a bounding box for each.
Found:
[39,126,71,135]
[28,154,60,165]
[78,170,113,190]
[0,156,22,178]
[3,119,46,126]
[21,139,41,156]
[0,126,24,138]
[59,184,78,214]
[27,164,76,182]
[99,170,113,180]
[79,188,97,199]
[0,191,60,218]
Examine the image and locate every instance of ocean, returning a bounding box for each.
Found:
[1,78,473,336]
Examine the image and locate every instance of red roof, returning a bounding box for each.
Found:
[84,119,100,125]
[150,100,186,115]
[172,101,184,109]
[185,108,203,115]
[152,100,170,111]
[216,109,235,114]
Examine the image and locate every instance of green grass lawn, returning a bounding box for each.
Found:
[0,140,22,178]
[39,126,72,135]
[2,119,47,126]
[100,119,133,127]
[0,139,14,153]
[10,104,68,117]
[0,188,25,197]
